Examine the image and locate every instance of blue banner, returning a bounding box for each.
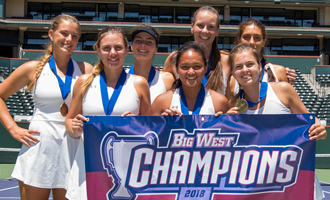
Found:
[84,114,315,200]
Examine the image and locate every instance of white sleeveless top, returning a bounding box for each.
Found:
[170,87,215,115]
[150,70,167,104]
[82,73,140,116]
[245,83,291,114]
[32,60,82,121]
[262,63,279,82]
[66,72,140,200]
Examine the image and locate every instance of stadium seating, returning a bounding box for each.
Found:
[293,69,330,125]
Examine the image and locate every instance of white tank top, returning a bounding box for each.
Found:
[170,87,215,115]
[32,60,82,122]
[150,70,167,104]
[245,83,291,114]
[82,73,140,116]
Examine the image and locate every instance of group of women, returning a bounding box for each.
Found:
[0,5,326,200]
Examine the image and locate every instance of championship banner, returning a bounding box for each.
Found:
[83,114,316,200]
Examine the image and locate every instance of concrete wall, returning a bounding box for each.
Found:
[6,0,25,18]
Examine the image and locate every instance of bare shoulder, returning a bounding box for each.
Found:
[272,63,286,72]
[76,61,94,74]
[269,81,293,94]
[163,51,177,74]
[209,89,228,102]
[220,50,231,76]
[153,89,174,104]
[209,89,230,113]
[160,70,175,88]
[12,60,39,80]
[131,74,149,86]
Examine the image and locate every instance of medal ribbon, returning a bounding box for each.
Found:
[240,82,268,107]
[201,49,213,85]
[180,85,205,115]
[100,69,127,115]
[259,59,266,81]
[49,55,74,100]
[128,65,156,86]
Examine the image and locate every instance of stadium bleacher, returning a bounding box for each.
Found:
[293,68,330,125]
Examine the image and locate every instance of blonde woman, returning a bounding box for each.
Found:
[65,26,150,200]
[0,14,93,200]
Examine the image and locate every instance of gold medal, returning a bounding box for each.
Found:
[235,99,248,114]
[60,102,68,117]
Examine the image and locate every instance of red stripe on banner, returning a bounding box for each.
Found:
[86,170,314,200]
[212,170,314,200]
[86,171,114,200]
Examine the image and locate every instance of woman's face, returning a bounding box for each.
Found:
[232,50,262,86]
[131,32,157,62]
[177,49,206,88]
[191,11,219,49]
[49,20,80,55]
[96,33,128,70]
[239,24,266,54]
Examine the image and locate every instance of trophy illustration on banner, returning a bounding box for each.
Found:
[100,131,157,200]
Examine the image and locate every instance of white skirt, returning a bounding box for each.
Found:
[66,136,87,200]
[11,120,79,189]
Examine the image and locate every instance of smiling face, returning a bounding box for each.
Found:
[96,33,129,70]
[191,10,219,49]
[239,24,266,54]
[131,32,157,61]
[232,50,262,86]
[177,49,206,88]
[48,20,80,55]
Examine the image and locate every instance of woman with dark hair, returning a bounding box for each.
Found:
[234,18,296,84]
[163,6,231,96]
[152,41,229,116]
[0,14,93,200]
[65,26,150,200]
[129,24,174,103]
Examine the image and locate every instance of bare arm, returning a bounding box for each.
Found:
[0,61,40,146]
[65,74,89,138]
[272,82,326,140]
[272,64,289,83]
[151,90,178,115]
[160,71,175,91]
[77,61,94,75]
[132,75,151,116]
[162,51,177,77]
[209,89,230,117]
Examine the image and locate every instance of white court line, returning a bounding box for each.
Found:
[324,191,330,194]
[0,186,19,192]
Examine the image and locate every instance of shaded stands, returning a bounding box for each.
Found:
[293,69,317,111]
[315,74,330,87]
[0,66,34,121]
[294,68,330,125]
[4,90,34,120]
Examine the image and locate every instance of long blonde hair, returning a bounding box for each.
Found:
[26,14,80,91]
[82,26,128,95]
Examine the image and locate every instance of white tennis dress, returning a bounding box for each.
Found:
[243,83,324,200]
[66,73,140,200]
[170,87,215,115]
[11,60,82,189]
